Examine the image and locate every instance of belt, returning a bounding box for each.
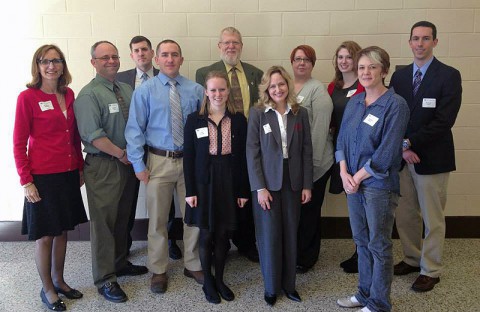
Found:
[148,146,183,159]
[87,152,117,160]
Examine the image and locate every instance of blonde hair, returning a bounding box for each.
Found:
[199,71,236,116]
[257,65,299,114]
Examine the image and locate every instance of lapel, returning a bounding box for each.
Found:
[411,57,439,113]
[265,109,281,147]
[286,110,296,149]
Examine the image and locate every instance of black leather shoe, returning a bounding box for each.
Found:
[116,261,148,277]
[98,282,128,303]
[216,281,235,301]
[394,261,421,276]
[239,247,259,262]
[202,285,221,304]
[284,290,302,302]
[169,240,182,260]
[40,289,66,311]
[296,265,311,274]
[54,286,83,299]
[340,250,358,273]
[264,293,277,306]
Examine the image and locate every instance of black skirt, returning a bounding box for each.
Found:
[22,170,88,240]
[185,155,237,232]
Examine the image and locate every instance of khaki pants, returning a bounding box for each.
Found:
[395,164,449,278]
[146,152,200,274]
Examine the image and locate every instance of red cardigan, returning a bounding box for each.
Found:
[13,87,84,185]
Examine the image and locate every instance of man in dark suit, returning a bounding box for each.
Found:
[196,27,263,262]
[390,21,462,292]
[117,36,182,260]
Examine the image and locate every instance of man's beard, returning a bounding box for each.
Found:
[221,52,241,66]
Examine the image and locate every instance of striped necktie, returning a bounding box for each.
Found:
[413,69,422,96]
[141,72,149,83]
[168,80,183,147]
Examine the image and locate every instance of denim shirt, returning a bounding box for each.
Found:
[335,88,410,193]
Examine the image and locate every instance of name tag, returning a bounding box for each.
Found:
[422,98,436,108]
[38,101,54,111]
[346,89,356,98]
[363,114,379,127]
[263,123,272,134]
[296,95,304,103]
[108,103,119,113]
[195,127,208,138]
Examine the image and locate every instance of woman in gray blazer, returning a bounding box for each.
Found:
[246,65,313,306]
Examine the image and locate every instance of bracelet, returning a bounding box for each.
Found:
[22,182,33,188]
[118,149,126,159]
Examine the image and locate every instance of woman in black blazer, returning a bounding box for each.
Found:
[184,71,249,304]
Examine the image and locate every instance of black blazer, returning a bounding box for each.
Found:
[116,68,160,90]
[390,57,462,175]
[183,111,250,199]
[196,61,263,109]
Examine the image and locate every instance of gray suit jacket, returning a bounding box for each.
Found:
[246,105,313,192]
[196,61,263,109]
[116,68,160,90]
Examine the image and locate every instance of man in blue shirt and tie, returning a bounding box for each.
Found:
[125,39,204,294]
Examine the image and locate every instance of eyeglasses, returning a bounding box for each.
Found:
[38,58,64,66]
[219,41,242,47]
[293,57,312,64]
[94,56,120,61]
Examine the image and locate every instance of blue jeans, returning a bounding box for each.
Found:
[348,186,398,312]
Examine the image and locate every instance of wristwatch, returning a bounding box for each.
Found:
[402,139,410,150]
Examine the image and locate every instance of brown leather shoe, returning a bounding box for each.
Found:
[150,273,168,294]
[394,261,421,275]
[411,274,440,292]
[183,268,204,285]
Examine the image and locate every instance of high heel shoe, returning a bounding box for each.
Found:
[40,288,66,311]
[54,286,83,299]
[264,292,277,306]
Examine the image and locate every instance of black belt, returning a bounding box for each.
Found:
[87,152,117,160]
[148,146,183,159]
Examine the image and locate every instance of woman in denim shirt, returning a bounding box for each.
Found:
[335,46,409,312]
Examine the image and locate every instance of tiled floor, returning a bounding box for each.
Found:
[1,239,479,312]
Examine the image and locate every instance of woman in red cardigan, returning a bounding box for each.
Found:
[13,44,87,311]
[328,41,364,274]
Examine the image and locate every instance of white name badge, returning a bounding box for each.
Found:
[296,95,304,103]
[195,127,208,138]
[108,103,120,113]
[346,89,356,98]
[38,101,54,111]
[363,114,379,127]
[263,123,272,134]
[422,98,436,108]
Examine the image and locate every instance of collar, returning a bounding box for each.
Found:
[157,72,182,86]
[136,67,155,80]
[413,56,434,77]
[264,103,292,114]
[224,61,245,73]
[97,74,116,91]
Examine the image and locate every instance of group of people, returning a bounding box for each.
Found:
[13,20,462,312]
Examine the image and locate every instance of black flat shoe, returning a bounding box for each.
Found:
[340,250,358,273]
[202,285,220,304]
[169,240,182,260]
[40,289,66,311]
[98,282,128,303]
[54,286,83,299]
[216,282,235,301]
[264,293,277,306]
[284,289,302,302]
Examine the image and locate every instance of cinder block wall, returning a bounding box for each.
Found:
[1,0,479,220]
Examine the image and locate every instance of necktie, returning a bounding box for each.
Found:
[413,69,422,96]
[168,80,183,147]
[230,67,244,115]
[141,72,149,83]
[113,84,129,120]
